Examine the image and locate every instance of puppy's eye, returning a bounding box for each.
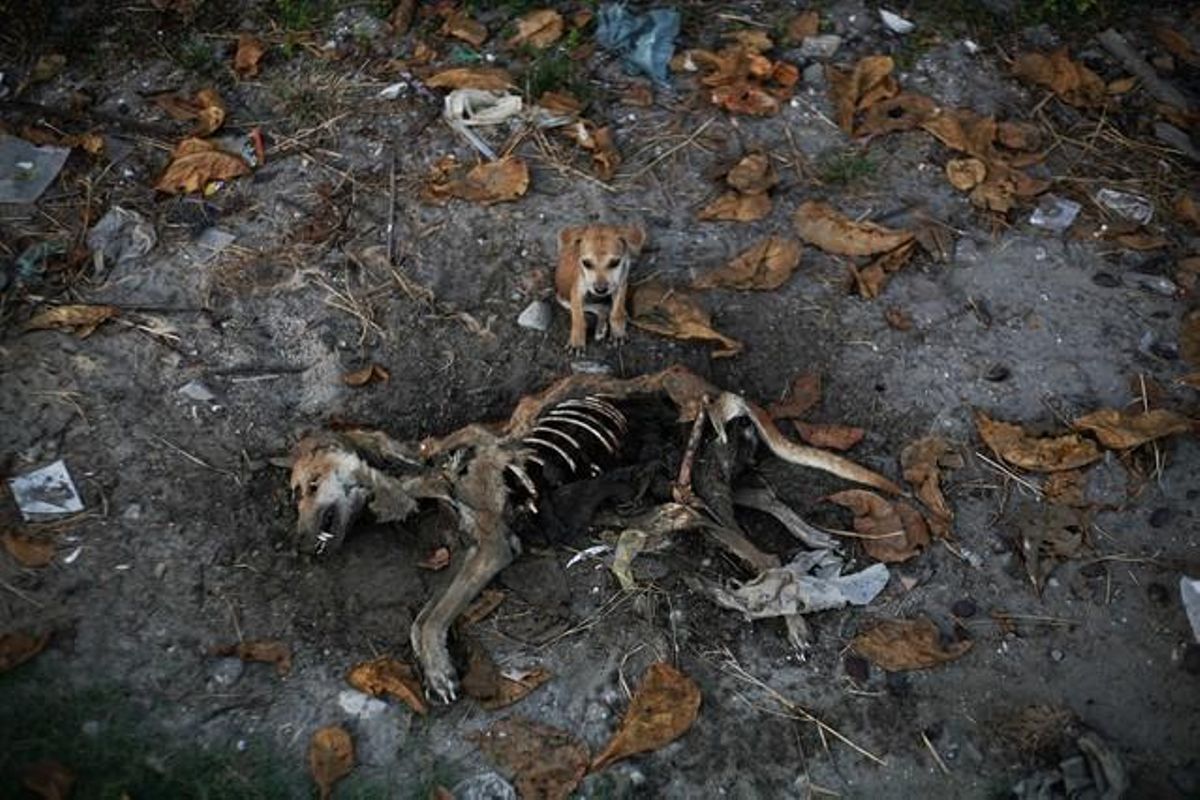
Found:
[607,259,621,270]
[581,259,595,270]
[307,480,320,495]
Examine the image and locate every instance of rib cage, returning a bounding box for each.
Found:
[504,395,627,509]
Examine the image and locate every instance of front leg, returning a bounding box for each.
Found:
[411,528,514,702]
[609,280,629,344]
[568,284,588,355]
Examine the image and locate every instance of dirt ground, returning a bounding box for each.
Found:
[2,0,1199,797]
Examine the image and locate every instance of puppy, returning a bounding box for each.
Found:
[555,224,646,354]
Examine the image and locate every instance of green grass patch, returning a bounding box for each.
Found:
[817,150,877,187]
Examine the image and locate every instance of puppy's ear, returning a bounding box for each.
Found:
[558,226,585,254]
[619,225,646,254]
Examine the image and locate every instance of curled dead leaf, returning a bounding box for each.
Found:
[153,88,226,136]
[471,717,589,800]
[309,726,354,800]
[213,639,292,676]
[793,421,864,451]
[794,201,913,257]
[458,588,506,629]
[711,81,780,116]
[768,373,821,420]
[156,137,250,194]
[1114,232,1169,251]
[884,306,913,331]
[423,156,529,205]
[26,304,119,338]
[827,55,898,132]
[234,33,266,78]
[694,237,801,291]
[0,631,51,673]
[900,437,954,537]
[785,10,820,44]
[921,107,997,160]
[946,158,987,191]
[827,489,930,563]
[538,90,583,115]
[562,121,620,181]
[630,282,742,358]
[426,67,514,91]
[441,11,488,47]
[1043,469,1087,507]
[592,662,701,771]
[857,92,937,137]
[975,411,1102,472]
[725,152,778,194]
[347,656,428,715]
[1012,48,1106,108]
[1072,408,1192,450]
[849,263,887,300]
[508,9,564,49]
[2,530,56,567]
[461,639,552,710]
[21,759,74,800]
[996,121,1042,151]
[342,364,390,387]
[851,617,972,671]
[697,191,771,222]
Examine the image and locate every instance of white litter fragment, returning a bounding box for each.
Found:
[378,81,407,100]
[86,206,157,276]
[879,9,915,35]
[707,550,890,619]
[444,89,524,127]
[62,546,82,564]
[7,460,84,521]
[566,544,612,569]
[1095,188,1154,226]
[1181,576,1200,643]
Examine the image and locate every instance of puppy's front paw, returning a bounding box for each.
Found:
[566,338,586,357]
[420,651,459,704]
[609,325,627,347]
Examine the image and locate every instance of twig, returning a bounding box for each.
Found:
[0,577,44,608]
[386,150,397,266]
[921,731,950,775]
[623,117,717,182]
[150,434,238,480]
[974,451,1043,499]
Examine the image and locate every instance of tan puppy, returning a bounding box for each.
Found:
[555,224,646,354]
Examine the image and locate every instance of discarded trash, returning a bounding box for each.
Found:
[1181,576,1200,642]
[1029,195,1081,231]
[8,241,67,287]
[452,772,517,800]
[1095,188,1154,225]
[799,34,842,59]
[596,4,680,84]
[570,359,613,375]
[188,227,236,263]
[378,82,407,100]
[444,89,524,127]
[516,299,552,332]
[87,206,157,276]
[565,543,611,569]
[178,379,217,403]
[879,9,915,34]
[707,550,889,619]
[0,135,71,204]
[8,460,84,521]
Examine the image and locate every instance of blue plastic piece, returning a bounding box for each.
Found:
[596,3,680,84]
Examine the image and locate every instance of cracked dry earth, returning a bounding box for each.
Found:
[1,1,1199,798]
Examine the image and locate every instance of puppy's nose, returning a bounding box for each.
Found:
[593,282,609,295]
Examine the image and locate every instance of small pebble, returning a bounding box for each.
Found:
[951,599,978,618]
[1091,272,1120,288]
[1149,507,1172,528]
[1147,582,1169,606]
[1050,649,1065,662]
[844,654,870,683]
[983,364,1010,382]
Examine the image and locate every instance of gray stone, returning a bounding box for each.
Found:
[210,657,244,687]
[802,63,826,87]
[517,300,552,332]
[799,35,842,59]
[452,772,517,800]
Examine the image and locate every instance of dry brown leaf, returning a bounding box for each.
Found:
[592,662,701,771]
[156,137,250,194]
[214,640,293,676]
[423,156,529,205]
[459,588,506,629]
[621,83,654,107]
[461,640,552,710]
[697,191,772,222]
[1012,48,1106,108]
[884,306,913,331]
[725,152,778,194]
[153,88,226,136]
[1114,232,1170,251]
[1155,27,1200,68]
[711,81,780,116]
[794,201,913,256]
[538,90,582,115]
[851,617,972,671]
[1183,309,1200,366]
[389,0,416,36]
[418,545,451,570]
[630,282,742,358]
[561,122,621,181]
[0,631,50,673]
[857,92,938,137]
[1107,76,1137,95]
[975,411,1102,472]
[900,437,954,537]
[426,67,514,91]
[508,9,564,49]
[827,55,898,132]
[26,304,119,338]
[694,237,801,291]
[768,373,821,420]
[234,33,266,78]
[342,364,390,387]
[729,29,773,53]
[309,726,354,800]
[1072,408,1192,450]
[1043,469,1087,507]
[2,530,55,567]
[472,717,589,800]
[849,263,887,299]
[793,421,864,451]
[996,121,1042,151]
[785,10,820,44]
[827,489,930,563]
[441,11,488,47]
[347,656,428,715]
[21,759,74,800]
[946,158,987,191]
[1175,194,1200,230]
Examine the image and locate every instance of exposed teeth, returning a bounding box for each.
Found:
[317,531,334,542]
